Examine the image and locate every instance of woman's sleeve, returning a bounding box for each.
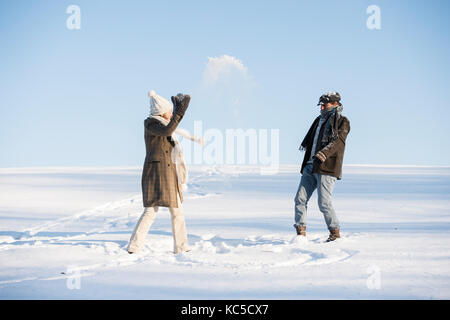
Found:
[145,114,183,137]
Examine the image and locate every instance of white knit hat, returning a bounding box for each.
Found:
[148,90,173,116]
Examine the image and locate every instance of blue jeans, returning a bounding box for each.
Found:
[294,163,340,230]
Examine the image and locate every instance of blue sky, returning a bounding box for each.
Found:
[1,0,449,167]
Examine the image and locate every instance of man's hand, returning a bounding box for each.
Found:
[315,151,326,163]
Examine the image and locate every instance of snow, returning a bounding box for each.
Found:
[0,165,449,299]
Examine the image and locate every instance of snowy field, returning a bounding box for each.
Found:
[0,164,449,299]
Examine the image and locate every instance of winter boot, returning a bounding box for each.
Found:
[294,225,306,236]
[326,228,340,242]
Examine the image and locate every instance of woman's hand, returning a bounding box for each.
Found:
[171,93,191,117]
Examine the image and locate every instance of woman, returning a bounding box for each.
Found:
[127,90,203,254]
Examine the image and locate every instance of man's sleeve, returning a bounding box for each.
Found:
[319,117,350,158]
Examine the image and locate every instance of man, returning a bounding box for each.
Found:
[294,91,350,242]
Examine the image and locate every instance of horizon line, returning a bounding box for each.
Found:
[1,163,450,171]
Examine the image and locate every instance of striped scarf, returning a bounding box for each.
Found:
[319,104,343,147]
[299,104,343,152]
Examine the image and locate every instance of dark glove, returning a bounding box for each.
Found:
[171,93,190,117]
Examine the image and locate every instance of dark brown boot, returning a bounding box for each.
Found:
[294,225,306,236]
[326,229,340,242]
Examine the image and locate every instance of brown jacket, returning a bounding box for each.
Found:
[300,115,350,180]
[141,113,184,208]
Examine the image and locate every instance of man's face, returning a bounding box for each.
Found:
[321,102,338,111]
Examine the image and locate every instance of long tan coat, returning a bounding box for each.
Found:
[141,112,184,208]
